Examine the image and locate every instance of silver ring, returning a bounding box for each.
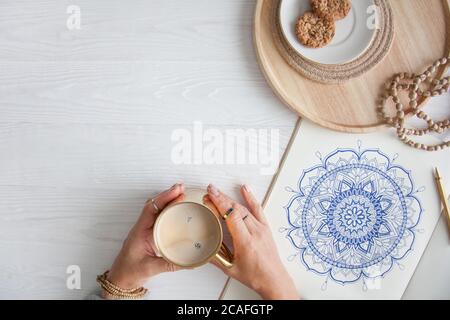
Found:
[150,198,160,213]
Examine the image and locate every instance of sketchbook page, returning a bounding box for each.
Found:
[222,119,449,300]
[403,215,450,299]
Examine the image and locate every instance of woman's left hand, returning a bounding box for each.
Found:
[104,183,185,296]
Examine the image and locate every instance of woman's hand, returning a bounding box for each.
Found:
[207,184,300,300]
[104,183,185,297]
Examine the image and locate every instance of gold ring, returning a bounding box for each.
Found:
[150,198,160,213]
[222,207,234,220]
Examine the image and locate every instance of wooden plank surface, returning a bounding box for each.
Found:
[0,0,297,299]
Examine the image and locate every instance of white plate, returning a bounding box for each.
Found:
[279,0,376,65]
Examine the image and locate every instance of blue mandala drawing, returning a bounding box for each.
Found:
[284,145,423,285]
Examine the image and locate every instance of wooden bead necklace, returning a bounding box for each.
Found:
[377,57,450,151]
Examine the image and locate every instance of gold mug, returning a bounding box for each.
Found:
[153,188,233,268]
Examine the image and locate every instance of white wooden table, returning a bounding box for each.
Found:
[0,0,448,299]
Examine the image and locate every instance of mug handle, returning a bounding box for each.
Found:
[214,242,233,268]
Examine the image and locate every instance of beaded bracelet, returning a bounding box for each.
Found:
[377,57,450,151]
[96,271,148,300]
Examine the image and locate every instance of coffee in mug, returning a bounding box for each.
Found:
[153,189,233,268]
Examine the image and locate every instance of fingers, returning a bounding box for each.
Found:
[206,192,257,233]
[240,184,266,223]
[150,183,185,213]
[207,184,250,242]
[139,183,185,229]
[242,212,258,231]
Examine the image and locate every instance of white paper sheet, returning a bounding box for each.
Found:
[222,120,449,300]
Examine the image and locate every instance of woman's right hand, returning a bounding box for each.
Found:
[207,184,300,300]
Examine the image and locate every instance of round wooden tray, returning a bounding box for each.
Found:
[254,0,450,133]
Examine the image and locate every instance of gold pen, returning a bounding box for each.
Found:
[434,167,450,231]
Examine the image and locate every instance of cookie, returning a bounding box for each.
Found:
[311,0,351,20]
[295,11,335,48]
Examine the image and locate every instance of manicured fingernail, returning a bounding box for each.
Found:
[243,184,251,193]
[171,183,181,190]
[208,184,219,196]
